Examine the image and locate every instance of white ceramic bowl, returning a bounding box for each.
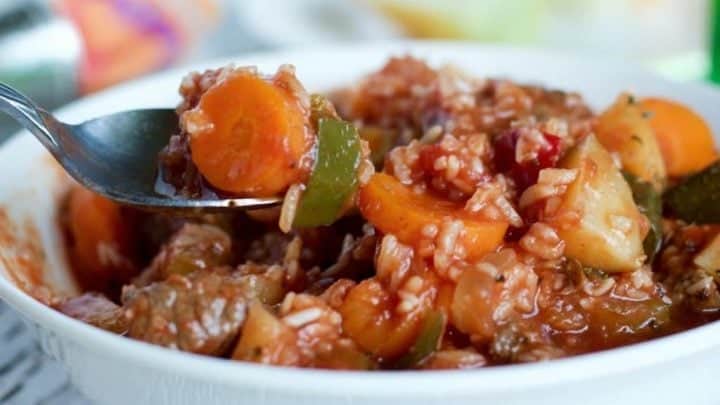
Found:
[1,41,720,405]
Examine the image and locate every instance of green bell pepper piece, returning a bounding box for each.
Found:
[394,311,445,369]
[293,117,361,228]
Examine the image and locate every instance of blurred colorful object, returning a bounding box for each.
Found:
[0,0,225,139]
[54,0,219,93]
[237,0,707,82]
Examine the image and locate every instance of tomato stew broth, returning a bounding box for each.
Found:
[55,56,720,370]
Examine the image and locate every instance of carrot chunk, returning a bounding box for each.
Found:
[358,173,508,261]
[186,71,312,196]
[67,187,137,293]
[640,98,717,177]
[339,279,426,359]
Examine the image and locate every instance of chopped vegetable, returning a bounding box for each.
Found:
[664,161,720,223]
[293,118,362,228]
[358,173,508,261]
[595,93,666,190]
[316,92,395,168]
[359,126,397,167]
[313,345,377,370]
[187,71,312,196]
[236,265,286,305]
[232,302,299,365]
[586,296,670,346]
[394,310,446,369]
[564,258,609,287]
[493,129,562,192]
[339,278,427,359]
[623,172,663,262]
[67,187,137,294]
[694,233,720,271]
[552,135,646,272]
[640,97,717,177]
[451,266,500,341]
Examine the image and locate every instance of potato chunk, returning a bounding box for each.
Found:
[232,302,300,366]
[551,135,646,272]
[595,93,666,190]
[694,233,720,271]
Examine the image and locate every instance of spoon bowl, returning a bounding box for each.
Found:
[0,82,281,212]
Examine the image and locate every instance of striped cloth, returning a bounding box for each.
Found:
[0,300,89,405]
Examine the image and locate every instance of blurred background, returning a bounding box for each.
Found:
[0,0,716,138]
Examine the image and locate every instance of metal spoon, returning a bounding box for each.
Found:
[0,82,282,212]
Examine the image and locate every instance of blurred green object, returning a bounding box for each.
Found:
[652,51,708,82]
[711,0,720,83]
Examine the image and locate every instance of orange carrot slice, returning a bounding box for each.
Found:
[358,173,508,261]
[187,71,312,196]
[640,97,717,177]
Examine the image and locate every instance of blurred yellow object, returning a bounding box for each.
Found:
[365,0,546,41]
[368,1,463,38]
[366,0,706,81]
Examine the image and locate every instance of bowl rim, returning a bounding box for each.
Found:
[1,39,720,397]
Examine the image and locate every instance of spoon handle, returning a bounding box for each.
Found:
[0,82,61,153]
